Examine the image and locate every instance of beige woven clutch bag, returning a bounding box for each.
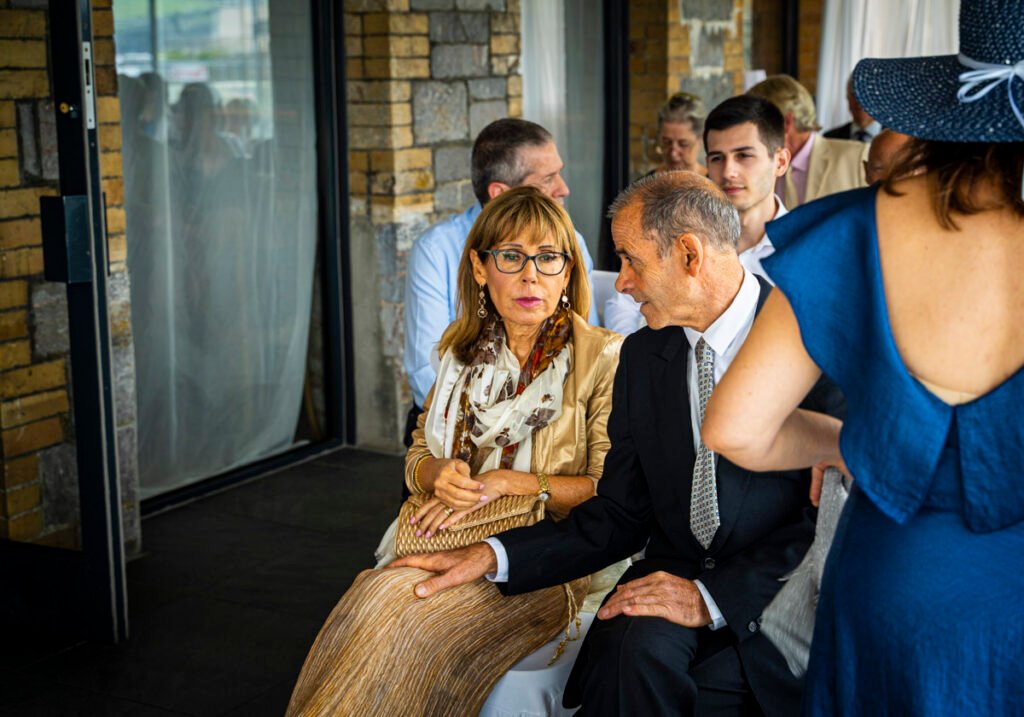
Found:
[395,492,545,557]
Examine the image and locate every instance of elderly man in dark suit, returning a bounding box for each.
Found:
[391,171,843,716]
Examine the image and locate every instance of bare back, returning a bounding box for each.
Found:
[876,176,1024,404]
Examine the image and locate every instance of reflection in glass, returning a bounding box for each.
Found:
[521,0,605,254]
[114,0,320,497]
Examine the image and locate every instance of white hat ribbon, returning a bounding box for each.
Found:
[957,54,1024,199]
[957,54,1024,130]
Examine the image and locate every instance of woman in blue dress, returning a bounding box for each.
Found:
[702,1,1024,714]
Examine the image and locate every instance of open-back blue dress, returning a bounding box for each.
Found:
[762,186,1024,716]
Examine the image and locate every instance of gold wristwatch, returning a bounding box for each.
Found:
[535,472,551,502]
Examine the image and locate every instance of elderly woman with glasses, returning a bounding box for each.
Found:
[287,186,627,717]
[651,92,707,176]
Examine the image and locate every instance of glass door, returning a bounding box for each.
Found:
[112,0,328,497]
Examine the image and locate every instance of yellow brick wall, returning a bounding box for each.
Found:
[0,4,132,547]
[628,0,747,177]
[797,0,824,97]
[629,0,670,174]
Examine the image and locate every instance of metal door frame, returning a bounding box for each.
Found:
[1,0,129,644]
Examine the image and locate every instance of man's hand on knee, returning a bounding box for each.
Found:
[597,571,713,628]
[386,542,498,598]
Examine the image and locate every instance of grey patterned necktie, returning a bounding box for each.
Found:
[691,337,720,549]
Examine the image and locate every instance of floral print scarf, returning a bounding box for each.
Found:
[424,307,573,473]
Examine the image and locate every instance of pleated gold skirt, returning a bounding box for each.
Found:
[287,567,589,717]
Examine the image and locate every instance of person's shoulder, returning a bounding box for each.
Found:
[763,190,877,396]
[573,315,624,359]
[412,204,477,255]
[820,135,869,161]
[822,122,851,139]
[770,185,876,249]
[618,324,686,364]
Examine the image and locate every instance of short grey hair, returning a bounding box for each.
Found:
[607,171,740,255]
[657,92,705,136]
[471,118,554,205]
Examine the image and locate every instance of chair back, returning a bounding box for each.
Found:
[590,270,618,327]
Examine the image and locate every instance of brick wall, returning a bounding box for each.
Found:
[748,0,824,97]
[0,4,140,551]
[749,0,783,77]
[344,0,522,449]
[796,0,823,97]
[628,0,746,177]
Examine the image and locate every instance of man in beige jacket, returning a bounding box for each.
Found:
[748,74,868,207]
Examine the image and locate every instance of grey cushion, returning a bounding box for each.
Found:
[760,467,849,677]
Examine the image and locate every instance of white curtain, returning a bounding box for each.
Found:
[521,0,567,150]
[817,0,960,130]
[520,0,605,255]
[117,0,319,497]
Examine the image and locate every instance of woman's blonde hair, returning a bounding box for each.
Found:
[438,186,591,363]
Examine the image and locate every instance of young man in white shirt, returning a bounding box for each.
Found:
[704,95,792,283]
[605,95,794,335]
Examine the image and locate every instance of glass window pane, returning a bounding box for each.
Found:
[113,0,322,497]
[521,0,605,255]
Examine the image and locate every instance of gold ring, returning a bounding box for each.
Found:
[444,506,455,516]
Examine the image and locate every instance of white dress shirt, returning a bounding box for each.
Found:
[603,290,646,335]
[737,195,787,284]
[849,119,881,142]
[486,269,763,632]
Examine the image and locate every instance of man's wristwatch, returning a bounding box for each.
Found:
[535,473,551,502]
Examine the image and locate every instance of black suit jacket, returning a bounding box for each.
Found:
[824,122,853,140]
[497,277,844,716]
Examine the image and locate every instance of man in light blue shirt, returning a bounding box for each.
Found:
[402,119,596,450]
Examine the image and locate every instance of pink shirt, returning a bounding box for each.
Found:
[776,133,815,206]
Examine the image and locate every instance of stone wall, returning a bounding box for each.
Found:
[0,3,140,552]
[628,0,746,177]
[344,0,521,450]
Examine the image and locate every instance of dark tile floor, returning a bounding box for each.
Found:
[0,448,403,717]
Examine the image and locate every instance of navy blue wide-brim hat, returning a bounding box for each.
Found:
[852,0,1024,143]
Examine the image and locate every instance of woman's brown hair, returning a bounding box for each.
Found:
[883,140,1024,229]
[437,186,591,364]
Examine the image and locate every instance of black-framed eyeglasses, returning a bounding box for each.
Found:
[480,249,570,276]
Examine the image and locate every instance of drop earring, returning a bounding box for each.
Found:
[477,285,488,318]
[561,290,570,312]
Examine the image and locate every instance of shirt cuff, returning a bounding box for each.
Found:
[482,537,509,583]
[694,579,726,631]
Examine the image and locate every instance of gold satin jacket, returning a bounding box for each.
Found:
[404,313,623,520]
